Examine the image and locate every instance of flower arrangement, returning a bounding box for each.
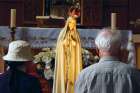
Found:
[82,48,99,68]
[34,48,55,64]
[34,48,55,80]
[34,48,99,76]
[34,48,94,63]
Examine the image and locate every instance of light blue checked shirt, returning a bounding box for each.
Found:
[75,56,140,93]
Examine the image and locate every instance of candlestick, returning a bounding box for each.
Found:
[10,9,16,28]
[111,13,117,31]
[10,27,16,41]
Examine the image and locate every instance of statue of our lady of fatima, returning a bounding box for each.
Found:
[53,6,82,93]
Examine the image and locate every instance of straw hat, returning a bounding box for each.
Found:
[3,40,33,62]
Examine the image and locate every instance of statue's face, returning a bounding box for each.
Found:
[68,19,76,31]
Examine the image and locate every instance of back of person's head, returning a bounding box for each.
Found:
[95,28,122,54]
[3,40,33,70]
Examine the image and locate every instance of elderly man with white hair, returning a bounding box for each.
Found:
[75,28,140,93]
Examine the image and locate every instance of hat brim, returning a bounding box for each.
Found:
[3,55,33,62]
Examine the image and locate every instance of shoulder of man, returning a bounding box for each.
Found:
[114,61,136,73]
[79,63,99,78]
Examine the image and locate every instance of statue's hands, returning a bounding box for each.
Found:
[72,40,76,46]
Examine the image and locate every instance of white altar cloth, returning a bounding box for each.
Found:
[0,26,132,49]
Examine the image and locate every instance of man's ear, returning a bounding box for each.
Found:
[95,47,100,57]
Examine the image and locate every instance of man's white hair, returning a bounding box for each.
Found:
[95,28,122,51]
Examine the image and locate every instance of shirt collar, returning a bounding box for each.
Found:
[99,56,119,63]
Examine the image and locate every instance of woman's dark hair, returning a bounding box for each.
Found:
[4,61,26,92]
[4,60,25,69]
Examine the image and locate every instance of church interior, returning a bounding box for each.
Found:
[0,0,140,93]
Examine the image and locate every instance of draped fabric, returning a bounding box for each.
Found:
[53,17,82,93]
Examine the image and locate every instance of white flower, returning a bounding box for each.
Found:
[33,48,55,63]
[44,69,53,80]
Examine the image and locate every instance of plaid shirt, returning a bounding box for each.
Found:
[75,56,140,93]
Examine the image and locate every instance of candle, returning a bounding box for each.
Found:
[10,9,16,28]
[111,13,117,31]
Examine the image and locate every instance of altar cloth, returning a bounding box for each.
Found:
[0,26,132,49]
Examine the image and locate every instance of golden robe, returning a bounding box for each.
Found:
[53,17,82,93]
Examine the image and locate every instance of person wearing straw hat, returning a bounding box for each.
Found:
[75,28,140,93]
[0,40,42,93]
